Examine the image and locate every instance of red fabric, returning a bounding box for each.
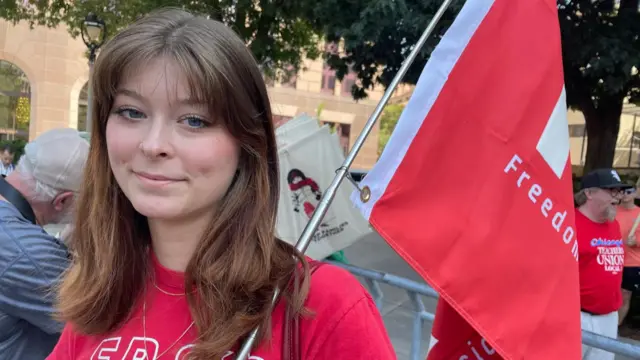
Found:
[304,202,316,218]
[289,177,320,192]
[576,210,624,314]
[360,0,581,358]
[46,254,395,360]
[427,300,501,360]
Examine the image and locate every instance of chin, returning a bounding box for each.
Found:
[128,195,187,220]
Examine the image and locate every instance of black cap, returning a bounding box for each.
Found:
[580,168,632,190]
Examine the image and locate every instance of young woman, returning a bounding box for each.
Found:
[47,8,395,360]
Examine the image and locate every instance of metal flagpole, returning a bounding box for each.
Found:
[235,0,454,358]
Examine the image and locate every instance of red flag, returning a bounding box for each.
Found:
[427,300,501,359]
[351,0,581,358]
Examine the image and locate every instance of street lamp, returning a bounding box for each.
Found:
[80,13,106,135]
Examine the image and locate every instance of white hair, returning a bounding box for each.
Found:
[15,157,63,203]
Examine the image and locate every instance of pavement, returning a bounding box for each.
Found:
[342,231,435,360]
[342,231,640,360]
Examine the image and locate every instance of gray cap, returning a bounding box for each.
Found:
[21,128,89,192]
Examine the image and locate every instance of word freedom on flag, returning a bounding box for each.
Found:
[351,0,581,358]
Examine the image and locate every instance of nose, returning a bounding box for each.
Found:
[139,120,174,159]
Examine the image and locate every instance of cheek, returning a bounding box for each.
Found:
[188,136,240,181]
[106,118,139,166]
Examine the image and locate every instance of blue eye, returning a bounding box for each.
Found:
[183,116,207,129]
[116,108,146,120]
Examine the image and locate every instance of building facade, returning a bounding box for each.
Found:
[0,20,396,170]
[568,103,640,172]
[0,20,90,141]
[3,18,638,172]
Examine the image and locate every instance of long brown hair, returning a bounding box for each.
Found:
[57,8,310,359]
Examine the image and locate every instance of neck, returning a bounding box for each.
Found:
[621,201,636,210]
[148,214,211,272]
[3,173,46,225]
[578,205,605,223]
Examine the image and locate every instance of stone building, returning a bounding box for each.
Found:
[7,17,635,173]
[0,19,401,170]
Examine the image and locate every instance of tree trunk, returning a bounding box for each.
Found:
[582,95,625,174]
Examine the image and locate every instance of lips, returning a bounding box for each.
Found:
[133,171,184,186]
[134,171,180,181]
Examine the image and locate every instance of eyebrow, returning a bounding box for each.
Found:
[115,88,204,106]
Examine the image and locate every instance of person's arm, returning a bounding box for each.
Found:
[309,295,397,360]
[0,232,69,334]
[626,214,640,246]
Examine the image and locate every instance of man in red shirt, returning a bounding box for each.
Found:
[575,168,631,360]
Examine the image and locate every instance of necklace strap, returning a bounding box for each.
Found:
[152,279,185,297]
[143,284,196,359]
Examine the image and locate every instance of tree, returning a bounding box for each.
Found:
[558,0,640,172]
[378,103,405,155]
[0,0,323,82]
[310,0,640,172]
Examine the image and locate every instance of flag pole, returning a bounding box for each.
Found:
[235,0,454,358]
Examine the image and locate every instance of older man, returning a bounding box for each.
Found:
[0,128,88,359]
[575,168,631,360]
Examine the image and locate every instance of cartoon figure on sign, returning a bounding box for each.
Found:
[287,169,332,227]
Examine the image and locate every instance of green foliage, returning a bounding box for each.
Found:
[310,0,639,170]
[0,0,323,82]
[308,0,466,99]
[378,103,405,155]
[559,0,640,109]
[316,102,325,118]
[310,0,639,104]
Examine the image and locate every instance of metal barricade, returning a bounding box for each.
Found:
[326,261,640,360]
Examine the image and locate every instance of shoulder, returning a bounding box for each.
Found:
[305,262,370,309]
[305,264,379,334]
[0,203,68,278]
[609,219,622,236]
[299,263,395,359]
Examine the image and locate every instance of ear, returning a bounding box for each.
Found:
[584,189,594,200]
[52,191,74,212]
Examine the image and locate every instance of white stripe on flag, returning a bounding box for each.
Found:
[535,87,570,179]
[351,0,496,220]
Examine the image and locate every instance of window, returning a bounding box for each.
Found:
[341,76,356,97]
[321,64,336,94]
[273,115,293,127]
[77,82,88,131]
[280,65,297,88]
[322,121,350,155]
[264,75,275,87]
[0,60,31,140]
[281,76,297,88]
[321,42,338,95]
[568,124,585,138]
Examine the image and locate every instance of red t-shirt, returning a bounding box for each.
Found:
[47,254,395,360]
[576,210,624,315]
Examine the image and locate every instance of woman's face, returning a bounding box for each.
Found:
[621,187,638,204]
[106,57,240,221]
